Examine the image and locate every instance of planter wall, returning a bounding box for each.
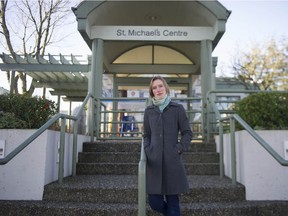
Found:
[216,130,288,200]
[0,129,90,200]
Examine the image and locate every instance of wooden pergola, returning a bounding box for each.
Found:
[0,53,90,101]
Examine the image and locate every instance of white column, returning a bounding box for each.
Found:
[111,74,118,135]
[212,57,218,92]
[89,38,104,98]
[200,40,213,141]
[88,39,104,138]
[210,57,218,135]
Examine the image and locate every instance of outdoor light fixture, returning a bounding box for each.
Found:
[145,14,161,22]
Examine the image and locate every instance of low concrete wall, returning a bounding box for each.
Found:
[215,130,288,201]
[0,129,90,200]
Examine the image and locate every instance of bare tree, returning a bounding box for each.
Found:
[232,38,288,90]
[0,0,77,95]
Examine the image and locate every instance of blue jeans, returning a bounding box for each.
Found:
[148,194,180,216]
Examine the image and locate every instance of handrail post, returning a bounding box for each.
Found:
[72,120,78,177]
[88,97,95,142]
[58,117,66,184]
[103,105,107,138]
[219,121,224,178]
[138,138,146,216]
[230,117,236,185]
[96,98,101,139]
[206,102,210,142]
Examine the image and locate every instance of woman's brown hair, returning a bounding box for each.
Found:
[149,76,170,98]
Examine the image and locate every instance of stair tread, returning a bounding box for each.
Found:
[80,152,219,154]
[82,141,217,153]
[2,200,288,216]
[77,162,219,164]
[45,175,243,190]
[2,138,288,215]
[1,200,287,210]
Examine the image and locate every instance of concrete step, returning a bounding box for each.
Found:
[43,175,244,203]
[78,152,219,163]
[2,139,287,216]
[1,200,288,216]
[82,141,216,153]
[78,140,220,175]
[76,163,219,175]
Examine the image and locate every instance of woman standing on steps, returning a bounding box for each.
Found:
[143,76,192,216]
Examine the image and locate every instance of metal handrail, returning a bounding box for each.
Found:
[233,114,288,166]
[219,114,288,185]
[0,113,71,165]
[0,93,97,184]
[207,90,288,138]
[138,137,147,216]
[207,90,288,185]
[206,90,263,140]
[95,97,202,140]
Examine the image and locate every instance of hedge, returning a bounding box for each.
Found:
[234,92,288,130]
[0,94,58,129]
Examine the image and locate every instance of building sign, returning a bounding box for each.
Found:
[91,26,214,41]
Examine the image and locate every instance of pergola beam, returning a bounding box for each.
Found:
[33,82,87,89]
[0,63,89,72]
[49,90,87,96]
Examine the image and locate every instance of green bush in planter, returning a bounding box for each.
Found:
[0,112,28,129]
[234,92,288,130]
[0,94,58,129]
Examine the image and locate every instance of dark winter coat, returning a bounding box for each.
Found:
[143,101,192,195]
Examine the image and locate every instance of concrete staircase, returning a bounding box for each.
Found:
[0,140,288,215]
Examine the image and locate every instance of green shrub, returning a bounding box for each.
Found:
[0,112,28,129]
[234,92,288,130]
[0,94,58,129]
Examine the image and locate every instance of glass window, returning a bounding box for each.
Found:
[113,45,193,65]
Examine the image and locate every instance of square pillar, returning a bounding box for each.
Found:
[88,39,104,139]
[200,40,213,142]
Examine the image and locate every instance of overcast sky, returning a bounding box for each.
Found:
[213,0,288,76]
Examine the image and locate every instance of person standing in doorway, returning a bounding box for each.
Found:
[143,76,192,216]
